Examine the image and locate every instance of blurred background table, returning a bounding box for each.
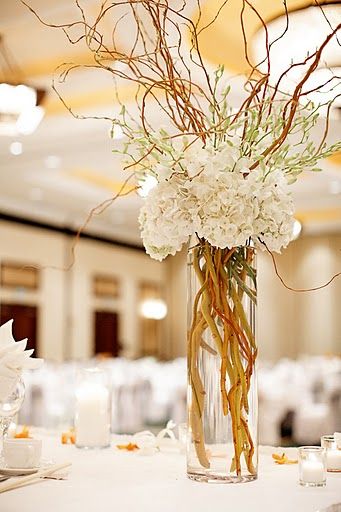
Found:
[20,356,341,446]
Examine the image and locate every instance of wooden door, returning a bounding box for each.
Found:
[0,303,38,356]
[94,310,120,357]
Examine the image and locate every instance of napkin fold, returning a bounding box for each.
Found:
[132,420,180,455]
[0,319,43,401]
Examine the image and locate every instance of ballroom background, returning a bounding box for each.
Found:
[0,0,340,446]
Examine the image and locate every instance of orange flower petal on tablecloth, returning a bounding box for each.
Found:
[272,452,298,465]
[61,428,76,444]
[14,425,31,438]
[116,443,139,451]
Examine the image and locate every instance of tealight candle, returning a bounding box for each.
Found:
[301,460,325,482]
[299,446,326,487]
[321,435,341,472]
[75,368,111,449]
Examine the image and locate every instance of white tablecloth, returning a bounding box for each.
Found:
[1,431,340,512]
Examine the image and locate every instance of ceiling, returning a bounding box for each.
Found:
[0,0,340,245]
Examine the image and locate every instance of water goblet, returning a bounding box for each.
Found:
[0,378,25,449]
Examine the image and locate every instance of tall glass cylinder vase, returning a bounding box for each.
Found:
[187,241,258,483]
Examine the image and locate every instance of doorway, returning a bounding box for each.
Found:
[94,310,121,357]
[0,303,38,356]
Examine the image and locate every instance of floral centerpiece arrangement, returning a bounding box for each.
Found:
[24,0,340,482]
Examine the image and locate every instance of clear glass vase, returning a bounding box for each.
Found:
[187,241,258,483]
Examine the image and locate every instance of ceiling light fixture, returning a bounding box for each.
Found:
[252,2,341,116]
[0,35,46,136]
[139,299,168,320]
[9,141,23,156]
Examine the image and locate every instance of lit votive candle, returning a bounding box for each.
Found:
[75,368,111,449]
[299,446,326,487]
[321,435,341,472]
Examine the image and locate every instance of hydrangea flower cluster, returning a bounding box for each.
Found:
[138,142,295,261]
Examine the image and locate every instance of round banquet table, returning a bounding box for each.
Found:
[1,430,340,512]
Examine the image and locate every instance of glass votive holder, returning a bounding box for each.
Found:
[178,423,187,453]
[321,435,341,473]
[75,368,111,449]
[299,446,326,487]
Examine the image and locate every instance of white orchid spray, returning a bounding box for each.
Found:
[123,97,338,261]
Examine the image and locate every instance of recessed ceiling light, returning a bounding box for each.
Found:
[9,141,23,156]
[329,180,341,195]
[45,155,61,169]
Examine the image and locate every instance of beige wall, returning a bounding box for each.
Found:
[0,221,165,361]
[165,235,341,361]
[0,222,66,361]
[291,235,341,357]
[0,219,339,362]
[165,251,187,358]
[68,237,165,359]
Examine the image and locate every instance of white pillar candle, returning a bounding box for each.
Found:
[326,450,341,471]
[301,460,325,483]
[75,384,110,448]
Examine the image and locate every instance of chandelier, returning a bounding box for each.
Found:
[252,1,341,117]
[0,35,46,136]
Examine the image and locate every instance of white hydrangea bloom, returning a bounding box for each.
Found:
[138,142,296,259]
[186,170,255,249]
[181,138,241,179]
[253,170,295,252]
[138,179,192,261]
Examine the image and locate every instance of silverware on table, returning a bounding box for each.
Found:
[0,462,71,493]
[0,469,38,482]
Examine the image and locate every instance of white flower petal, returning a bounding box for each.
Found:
[0,319,15,347]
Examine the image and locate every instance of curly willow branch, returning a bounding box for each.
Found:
[262,242,341,292]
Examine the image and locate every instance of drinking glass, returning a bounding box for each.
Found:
[0,378,25,449]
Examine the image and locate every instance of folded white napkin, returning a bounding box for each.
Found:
[132,420,180,456]
[0,319,43,401]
